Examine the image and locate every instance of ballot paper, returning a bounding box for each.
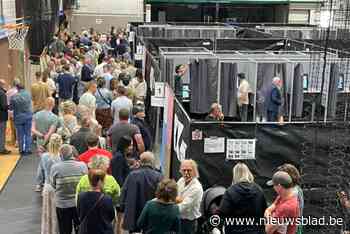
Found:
[226,139,256,160]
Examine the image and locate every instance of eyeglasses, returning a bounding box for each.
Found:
[182,169,193,172]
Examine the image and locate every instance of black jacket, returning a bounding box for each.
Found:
[120,166,163,232]
[0,87,8,122]
[218,182,267,234]
[70,128,92,155]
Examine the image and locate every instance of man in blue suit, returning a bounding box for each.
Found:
[267,77,282,122]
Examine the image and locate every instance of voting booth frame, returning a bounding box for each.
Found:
[167,96,350,234]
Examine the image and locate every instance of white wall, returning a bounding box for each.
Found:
[71,0,144,32]
[75,0,143,16]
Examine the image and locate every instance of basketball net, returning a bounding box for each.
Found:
[7,25,29,51]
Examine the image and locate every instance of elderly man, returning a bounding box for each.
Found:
[0,79,10,154]
[265,171,299,234]
[205,103,224,121]
[177,159,204,234]
[119,152,163,233]
[50,144,88,234]
[267,77,282,122]
[9,82,33,156]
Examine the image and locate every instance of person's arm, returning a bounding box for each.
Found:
[178,185,203,214]
[134,133,145,153]
[137,201,149,230]
[104,197,116,222]
[31,119,44,138]
[218,191,234,216]
[271,88,282,105]
[49,166,57,189]
[265,222,279,234]
[0,92,8,111]
[44,124,57,143]
[109,176,121,206]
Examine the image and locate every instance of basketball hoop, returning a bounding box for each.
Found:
[5,24,29,51]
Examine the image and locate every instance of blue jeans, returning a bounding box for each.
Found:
[15,118,32,153]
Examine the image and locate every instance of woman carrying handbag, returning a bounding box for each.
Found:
[77,169,115,234]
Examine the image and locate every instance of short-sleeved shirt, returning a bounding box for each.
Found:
[272,196,299,234]
[107,122,140,154]
[79,92,96,110]
[34,110,59,134]
[111,96,133,124]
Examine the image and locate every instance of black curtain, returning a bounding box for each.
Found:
[292,63,304,117]
[190,59,218,114]
[220,63,238,117]
[328,63,339,119]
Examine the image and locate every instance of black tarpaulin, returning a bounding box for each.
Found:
[292,63,304,117]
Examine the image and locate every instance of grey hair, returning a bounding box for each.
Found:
[140,151,155,168]
[88,155,110,170]
[272,77,281,84]
[180,159,200,178]
[232,162,254,184]
[59,144,74,160]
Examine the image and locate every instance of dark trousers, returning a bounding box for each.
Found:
[239,104,248,122]
[180,219,197,234]
[56,207,80,234]
[267,111,279,122]
[0,121,7,151]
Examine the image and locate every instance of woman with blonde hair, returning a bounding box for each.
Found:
[218,162,267,234]
[38,133,63,234]
[57,101,79,143]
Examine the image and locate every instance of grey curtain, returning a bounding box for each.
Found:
[328,63,339,118]
[292,63,304,117]
[166,59,174,89]
[220,63,238,117]
[257,63,275,119]
[190,59,218,113]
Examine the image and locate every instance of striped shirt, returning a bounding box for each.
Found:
[50,160,88,208]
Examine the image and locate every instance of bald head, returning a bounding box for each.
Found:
[140,151,155,167]
[45,97,55,109]
[271,171,293,189]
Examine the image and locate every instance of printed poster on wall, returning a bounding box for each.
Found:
[226,139,256,160]
[204,137,225,154]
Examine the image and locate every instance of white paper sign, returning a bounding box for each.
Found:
[226,139,256,160]
[204,137,225,154]
[151,96,165,107]
[155,82,165,97]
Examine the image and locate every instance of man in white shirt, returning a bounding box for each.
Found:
[237,73,251,122]
[79,81,97,119]
[177,159,204,234]
[131,69,147,103]
[111,86,133,124]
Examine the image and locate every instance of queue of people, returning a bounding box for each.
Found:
[0,24,304,234]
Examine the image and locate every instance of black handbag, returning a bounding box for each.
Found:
[78,193,104,234]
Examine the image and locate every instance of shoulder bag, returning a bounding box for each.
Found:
[78,193,105,234]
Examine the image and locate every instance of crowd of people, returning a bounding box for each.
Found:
[0,26,306,234]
